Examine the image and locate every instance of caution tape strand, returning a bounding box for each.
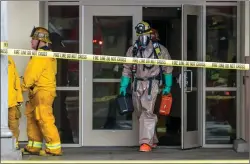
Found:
[94,95,235,103]
[1,41,249,70]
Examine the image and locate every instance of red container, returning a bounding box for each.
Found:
[159,93,173,116]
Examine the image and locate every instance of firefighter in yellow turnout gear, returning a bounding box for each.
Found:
[21,27,62,156]
[8,56,23,150]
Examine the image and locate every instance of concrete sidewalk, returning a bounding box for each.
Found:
[22,147,249,160]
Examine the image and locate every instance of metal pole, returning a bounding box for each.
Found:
[0,1,12,138]
[1,1,22,160]
[248,0,250,157]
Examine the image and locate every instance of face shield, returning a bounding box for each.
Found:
[138,34,150,49]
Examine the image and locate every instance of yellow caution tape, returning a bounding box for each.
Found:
[206,96,236,100]
[157,127,167,133]
[93,95,235,103]
[1,41,8,49]
[1,41,249,70]
[93,95,117,103]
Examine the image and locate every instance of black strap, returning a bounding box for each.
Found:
[132,40,139,57]
[148,79,153,96]
[133,78,137,92]
[35,40,40,50]
[131,41,139,83]
[134,76,161,96]
[135,76,161,81]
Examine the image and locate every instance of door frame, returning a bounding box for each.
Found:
[81,5,142,146]
[81,4,206,147]
[45,1,82,147]
[181,4,205,149]
[79,0,205,6]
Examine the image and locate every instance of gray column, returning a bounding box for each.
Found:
[0,1,22,160]
[233,0,249,153]
[246,57,250,156]
[243,0,250,153]
[248,0,250,157]
[1,1,12,139]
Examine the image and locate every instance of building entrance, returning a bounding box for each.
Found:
[82,5,204,149]
[16,1,242,150]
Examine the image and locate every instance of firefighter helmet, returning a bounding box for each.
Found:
[30,26,52,44]
[135,21,152,36]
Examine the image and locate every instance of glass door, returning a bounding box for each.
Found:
[47,4,81,147]
[181,4,204,149]
[82,6,142,146]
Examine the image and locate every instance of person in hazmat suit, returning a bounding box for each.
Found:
[119,21,173,152]
[151,28,160,42]
[21,27,62,156]
[8,56,23,150]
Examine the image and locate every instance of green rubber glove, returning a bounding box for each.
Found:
[119,76,130,96]
[162,73,172,95]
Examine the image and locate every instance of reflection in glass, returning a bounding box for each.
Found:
[206,6,237,87]
[53,91,79,144]
[48,6,79,86]
[205,91,236,144]
[93,16,133,79]
[93,83,132,130]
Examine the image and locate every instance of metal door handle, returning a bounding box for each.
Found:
[184,70,193,93]
[177,74,182,88]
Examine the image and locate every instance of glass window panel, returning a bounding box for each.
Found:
[186,15,198,132]
[53,90,79,144]
[93,16,132,79]
[93,82,132,130]
[205,91,236,144]
[48,6,79,87]
[187,91,198,131]
[206,6,237,87]
[92,16,133,130]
